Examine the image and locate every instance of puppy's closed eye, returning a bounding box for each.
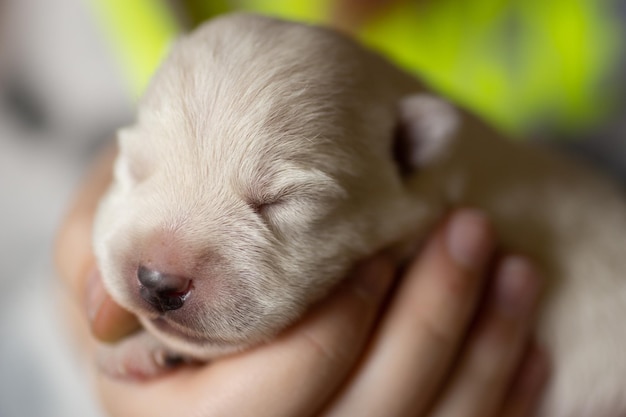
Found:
[249,199,278,216]
[245,169,346,233]
[248,183,314,214]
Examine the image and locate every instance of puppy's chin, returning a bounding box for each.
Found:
[141,317,256,359]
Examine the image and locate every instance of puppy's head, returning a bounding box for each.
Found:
[93,14,460,357]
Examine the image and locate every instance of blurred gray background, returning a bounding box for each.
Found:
[0,0,131,415]
[0,0,623,416]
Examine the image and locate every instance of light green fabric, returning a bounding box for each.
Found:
[89,0,180,97]
[90,0,620,134]
[359,0,619,133]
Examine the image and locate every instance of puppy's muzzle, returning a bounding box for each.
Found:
[137,265,192,312]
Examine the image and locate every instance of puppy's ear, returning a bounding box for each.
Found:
[393,94,460,175]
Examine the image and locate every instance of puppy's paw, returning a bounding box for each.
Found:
[96,331,198,382]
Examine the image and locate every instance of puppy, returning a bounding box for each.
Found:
[93,13,626,417]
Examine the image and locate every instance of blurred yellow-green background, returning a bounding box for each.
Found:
[92,0,624,134]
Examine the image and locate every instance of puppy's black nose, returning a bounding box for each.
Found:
[137,266,191,312]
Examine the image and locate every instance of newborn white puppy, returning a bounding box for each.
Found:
[94,13,626,416]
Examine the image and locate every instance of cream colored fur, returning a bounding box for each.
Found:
[93,13,626,416]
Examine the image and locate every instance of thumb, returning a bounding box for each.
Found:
[85,268,141,343]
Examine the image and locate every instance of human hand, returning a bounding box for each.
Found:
[55,147,548,417]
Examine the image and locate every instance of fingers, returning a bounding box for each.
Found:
[85,269,141,342]
[323,209,497,416]
[429,256,543,417]
[54,144,140,342]
[55,145,116,300]
[499,344,550,417]
[97,254,397,417]
[92,207,549,417]
[323,210,547,417]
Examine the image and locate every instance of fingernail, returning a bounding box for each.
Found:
[85,268,106,323]
[349,254,394,300]
[445,209,493,270]
[495,256,540,316]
